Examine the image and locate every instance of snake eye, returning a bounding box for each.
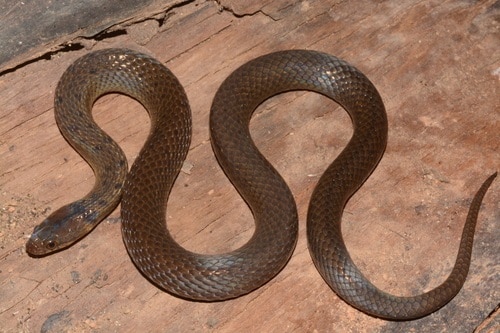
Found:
[46,240,56,250]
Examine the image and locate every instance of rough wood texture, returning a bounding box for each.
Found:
[0,0,186,71]
[0,0,498,332]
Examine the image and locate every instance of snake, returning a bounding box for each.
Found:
[26,48,496,320]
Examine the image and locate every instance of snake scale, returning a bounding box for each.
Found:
[26,49,496,320]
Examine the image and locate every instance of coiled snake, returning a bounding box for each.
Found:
[26,49,496,320]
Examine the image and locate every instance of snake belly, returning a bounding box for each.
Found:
[26,48,496,320]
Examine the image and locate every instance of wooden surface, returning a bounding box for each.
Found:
[0,0,183,72]
[1,0,498,332]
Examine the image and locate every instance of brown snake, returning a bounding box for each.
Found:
[26,49,496,320]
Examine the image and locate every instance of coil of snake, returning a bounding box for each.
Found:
[26,49,496,320]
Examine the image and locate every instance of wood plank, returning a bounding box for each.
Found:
[0,0,498,332]
[0,0,186,71]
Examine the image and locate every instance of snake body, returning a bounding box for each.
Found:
[26,49,496,320]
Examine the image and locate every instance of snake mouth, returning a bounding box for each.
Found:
[26,236,67,257]
[26,219,64,256]
[26,232,56,256]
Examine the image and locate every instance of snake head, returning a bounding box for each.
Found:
[26,202,97,256]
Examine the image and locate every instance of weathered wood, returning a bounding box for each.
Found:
[0,0,188,72]
[0,0,498,332]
